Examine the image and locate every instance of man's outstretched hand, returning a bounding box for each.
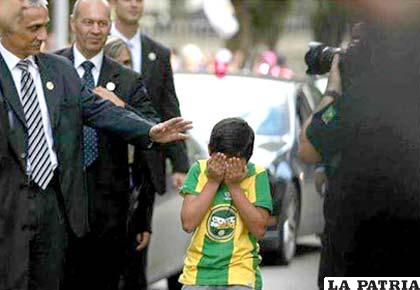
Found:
[149,117,193,143]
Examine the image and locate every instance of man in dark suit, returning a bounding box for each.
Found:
[0,2,191,289]
[110,1,189,289]
[110,0,190,289]
[56,0,160,289]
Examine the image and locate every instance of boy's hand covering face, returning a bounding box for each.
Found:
[224,157,247,185]
[206,153,227,183]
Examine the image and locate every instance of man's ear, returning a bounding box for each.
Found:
[69,15,76,33]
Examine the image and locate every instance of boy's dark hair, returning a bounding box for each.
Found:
[208,118,254,161]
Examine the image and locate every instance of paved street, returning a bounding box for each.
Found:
[262,236,321,290]
[150,236,321,290]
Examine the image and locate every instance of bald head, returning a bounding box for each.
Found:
[70,0,111,59]
[72,0,110,20]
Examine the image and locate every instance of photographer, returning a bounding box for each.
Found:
[299,5,420,287]
[299,54,343,289]
[299,53,341,165]
[300,23,364,195]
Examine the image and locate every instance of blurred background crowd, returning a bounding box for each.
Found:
[44,0,353,79]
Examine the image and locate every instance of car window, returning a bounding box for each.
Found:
[242,106,290,136]
[185,138,208,163]
[175,74,297,168]
[175,74,296,140]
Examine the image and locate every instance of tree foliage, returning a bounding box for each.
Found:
[311,0,348,46]
[227,0,292,59]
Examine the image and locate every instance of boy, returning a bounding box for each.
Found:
[179,118,273,290]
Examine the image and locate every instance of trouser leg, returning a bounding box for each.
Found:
[64,228,126,290]
[122,240,148,290]
[28,183,67,290]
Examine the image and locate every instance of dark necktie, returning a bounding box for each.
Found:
[81,61,98,168]
[18,59,55,189]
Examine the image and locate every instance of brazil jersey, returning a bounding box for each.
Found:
[179,160,273,290]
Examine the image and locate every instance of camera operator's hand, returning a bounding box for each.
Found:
[206,153,226,183]
[314,54,342,114]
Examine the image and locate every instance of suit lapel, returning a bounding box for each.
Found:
[61,47,75,63]
[0,81,10,151]
[141,35,155,81]
[0,53,26,126]
[98,56,119,87]
[0,53,26,170]
[35,54,61,129]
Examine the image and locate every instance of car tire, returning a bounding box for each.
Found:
[277,182,300,265]
[167,271,182,290]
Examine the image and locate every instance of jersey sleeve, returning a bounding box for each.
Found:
[254,170,273,213]
[179,161,202,196]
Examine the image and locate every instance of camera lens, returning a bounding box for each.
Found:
[305,43,342,75]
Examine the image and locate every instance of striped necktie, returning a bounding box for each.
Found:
[18,59,55,190]
[81,60,98,168]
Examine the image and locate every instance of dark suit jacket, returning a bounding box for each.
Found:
[133,34,189,193]
[55,47,159,236]
[0,51,156,287]
[131,34,190,233]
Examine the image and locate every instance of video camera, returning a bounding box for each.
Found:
[305,42,345,75]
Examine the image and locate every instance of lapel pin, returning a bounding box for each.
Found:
[106,82,116,92]
[46,81,54,91]
[148,52,157,61]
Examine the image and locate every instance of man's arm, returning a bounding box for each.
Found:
[131,180,155,251]
[298,115,323,164]
[81,83,154,148]
[298,55,342,164]
[92,77,160,123]
[81,84,191,147]
[161,49,190,178]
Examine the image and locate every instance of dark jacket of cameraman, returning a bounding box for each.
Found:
[303,23,420,284]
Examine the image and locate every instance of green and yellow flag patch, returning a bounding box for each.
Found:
[321,105,336,124]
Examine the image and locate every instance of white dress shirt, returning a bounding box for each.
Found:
[110,23,142,74]
[0,42,58,172]
[73,45,104,86]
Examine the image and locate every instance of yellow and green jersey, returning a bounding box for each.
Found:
[179,160,273,290]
